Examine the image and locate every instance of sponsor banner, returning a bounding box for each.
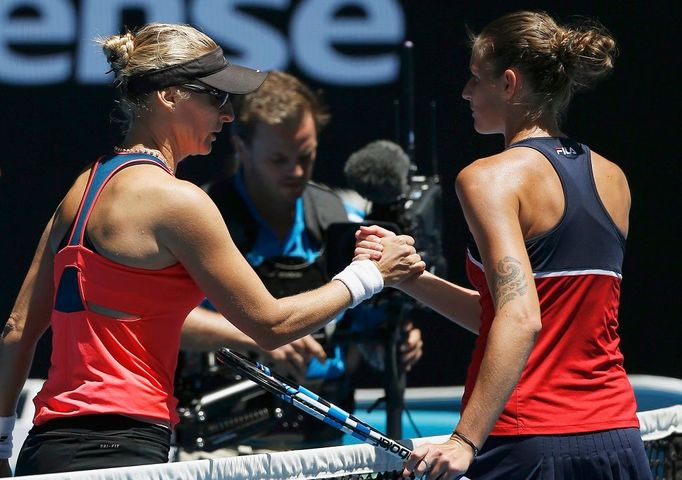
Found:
[0,0,405,86]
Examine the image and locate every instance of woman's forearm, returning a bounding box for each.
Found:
[0,323,40,415]
[454,309,541,449]
[255,280,353,349]
[397,271,482,334]
[181,306,260,352]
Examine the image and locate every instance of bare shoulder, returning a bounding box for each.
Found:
[157,175,213,206]
[456,153,503,190]
[455,148,538,197]
[589,149,631,235]
[590,149,630,191]
[56,167,92,214]
[49,167,94,251]
[149,174,240,271]
[148,175,223,230]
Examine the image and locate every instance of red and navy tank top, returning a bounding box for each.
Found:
[33,152,204,427]
[463,137,639,435]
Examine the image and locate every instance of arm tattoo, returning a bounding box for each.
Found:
[491,256,529,309]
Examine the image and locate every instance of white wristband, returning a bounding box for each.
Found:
[333,259,384,308]
[0,414,16,460]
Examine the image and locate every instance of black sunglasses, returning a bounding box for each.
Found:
[181,82,230,108]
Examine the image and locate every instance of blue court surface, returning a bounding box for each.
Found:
[344,376,682,444]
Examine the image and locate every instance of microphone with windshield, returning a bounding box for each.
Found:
[327,139,445,278]
[343,139,413,239]
[344,140,444,275]
[343,140,411,206]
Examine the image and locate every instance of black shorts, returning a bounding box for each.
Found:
[14,414,171,476]
[465,428,652,480]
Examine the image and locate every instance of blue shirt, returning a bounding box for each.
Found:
[233,171,321,266]
[233,172,356,380]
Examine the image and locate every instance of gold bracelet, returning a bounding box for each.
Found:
[450,430,480,457]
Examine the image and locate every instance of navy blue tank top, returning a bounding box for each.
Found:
[467,137,626,276]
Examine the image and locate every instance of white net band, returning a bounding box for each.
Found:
[16,435,445,480]
[637,404,682,442]
[15,406,682,480]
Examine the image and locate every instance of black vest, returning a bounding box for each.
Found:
[204,176,353,446]
[206,176,349,296]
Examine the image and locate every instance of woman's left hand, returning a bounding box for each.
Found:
[373,234,425,287]
[403,438,474,480]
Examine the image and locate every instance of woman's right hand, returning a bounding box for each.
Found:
[373,232,425,287]
[402,438,474,479]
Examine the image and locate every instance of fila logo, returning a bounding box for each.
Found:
[556,146,578,155]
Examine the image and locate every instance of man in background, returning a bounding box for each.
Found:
[176,71,423,454]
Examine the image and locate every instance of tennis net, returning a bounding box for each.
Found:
[639,405,682,479]
[17,405,681,480]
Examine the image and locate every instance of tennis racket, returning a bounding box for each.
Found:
[215,347,412,461]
